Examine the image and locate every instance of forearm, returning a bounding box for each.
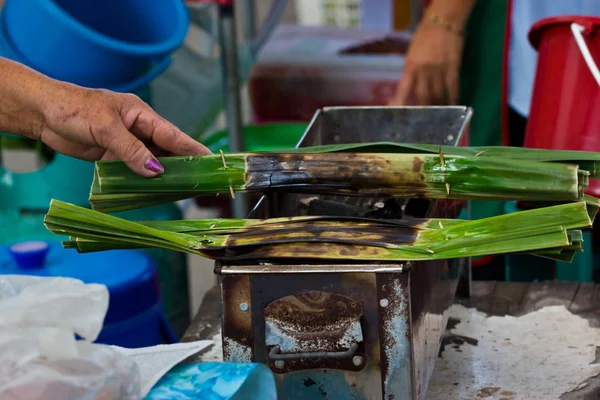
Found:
[425,0,476,29]
[0,57,59,138]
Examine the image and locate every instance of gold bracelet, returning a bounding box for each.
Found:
[424,10,465,36]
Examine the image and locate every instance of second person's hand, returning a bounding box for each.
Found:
[389,0,474,106]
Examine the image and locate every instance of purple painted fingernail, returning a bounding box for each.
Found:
[145,158,164,173]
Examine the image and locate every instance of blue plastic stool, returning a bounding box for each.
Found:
[0,241,178,348]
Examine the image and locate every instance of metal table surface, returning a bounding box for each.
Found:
[183,280,600,400]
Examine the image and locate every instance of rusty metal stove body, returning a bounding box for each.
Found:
[216,107,473,400]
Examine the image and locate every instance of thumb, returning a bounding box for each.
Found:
[105,124,164,177]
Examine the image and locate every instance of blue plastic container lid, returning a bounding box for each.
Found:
[0,241,160,325]
[9,241,50,270]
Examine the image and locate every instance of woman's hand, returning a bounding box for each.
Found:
[35,83,211,177]
[389,0,474,106]
[0,57,211,177]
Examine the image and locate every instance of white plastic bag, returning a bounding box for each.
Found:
[0,275,141,399]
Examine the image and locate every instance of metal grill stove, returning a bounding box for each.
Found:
[216,106,473,400]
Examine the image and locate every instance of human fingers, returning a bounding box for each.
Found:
[445,66,460,105]
[390,71,414,106]
[414,71,433,106]
[98,120,163,177]
[430,69,447,105]
[121,96,211,156]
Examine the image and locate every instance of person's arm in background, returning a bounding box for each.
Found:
[389,0,476,106]
[0,57,211,177]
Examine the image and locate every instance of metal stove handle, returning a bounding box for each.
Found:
[268,343,359,361]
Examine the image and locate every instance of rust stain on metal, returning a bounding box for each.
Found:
[220,268,387,394]
[342,272,383,369]
[265,291,364,353]
[377,274,414,398]
[221,275,254,362]
[262,290,369,374]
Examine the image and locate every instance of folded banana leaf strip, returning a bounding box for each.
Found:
[45,200,593,263]
[89,152,586,213]
[276,142,600,178]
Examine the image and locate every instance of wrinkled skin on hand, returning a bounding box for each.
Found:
[0,57,211,177]
[34,84,211,177]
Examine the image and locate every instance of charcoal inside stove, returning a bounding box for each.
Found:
[301,197,405,219]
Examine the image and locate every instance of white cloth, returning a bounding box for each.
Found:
[508,0,600,117]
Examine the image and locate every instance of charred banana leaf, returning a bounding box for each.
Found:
[45,200,592,262]
[277,142,600,178]
[90,153,586,213]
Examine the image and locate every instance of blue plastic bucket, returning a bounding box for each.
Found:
[98,303,178,348]
[2,0,188,88]
[0,14,171,92]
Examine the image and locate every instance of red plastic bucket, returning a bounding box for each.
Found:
[525,16,600,197]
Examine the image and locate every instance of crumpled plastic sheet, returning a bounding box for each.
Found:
[0,275,141,400]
